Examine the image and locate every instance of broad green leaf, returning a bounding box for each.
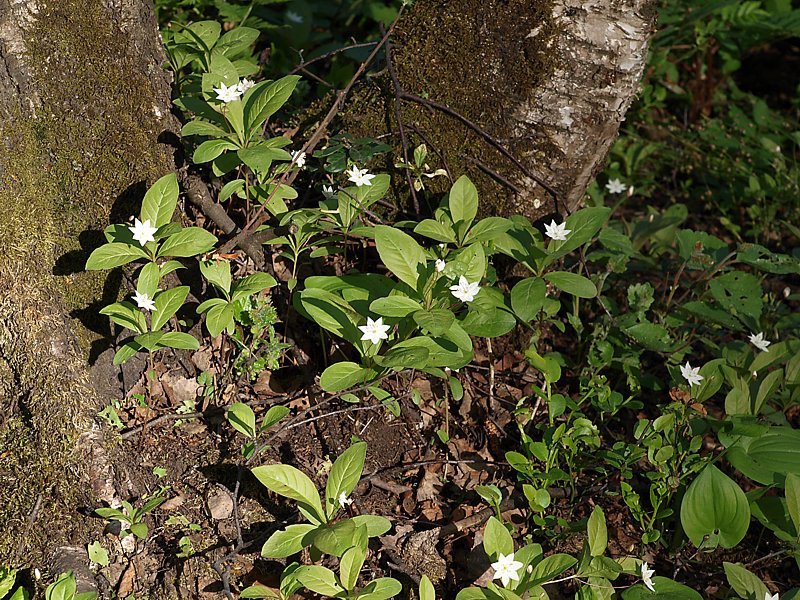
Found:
[237,145,290,174]
[419,575,436,600]
[297,288,361,342]
[141,173,180,230]
[137,262,160,298]
[414,309,455,336]
[754,368,783,414]
[260,405,290,433]
[218,26,259,53]
[186,20,221,51]
[158,227,218,258]
[45,572,77,600]
[483,516,514,559]
[200,259,232,297]
[135,331,165,351]
[251,464,325,525]
[375,345,430,370]
[529,553,578,585]
[339,545,366,592]
[448,175,479,231]
[621,577,702,599]
[370,295,424,317]
[414,219,457,243]
[624,322,673,352]
[460,306,516,338]
[349,514,392,537]
[358,578,403,600]
[243,75,301,133]
[392,333,472,370]
[587,506,607,557]
[261,524,317,558]
[374,225,426,289]
[294,565,344,597]
[0,567,17,598]
[544,271,596,298]
[152,286,190,331]
[320,362,374,393]
[325,442,367,519]
[228,402,256,437]
[695,359,726,402]
[231,272,277,303]
[181,119,228,137]
[240,584,280,599]
[113,340,142,365]
[157,332,199,350]
[87,541,109,566]
[709,271,763,323]
[464,217,513,244]
[86,243,148,270]
[100,301,147,334]
[204,302,235,337]
[543,207,611,267]
[219,179,245,202]
[511,277,546,322]
[160,259,185,278]
[786,473,800,534]
[193,139,238,163]
[723,562,768,600]
[680,464,750,549]
[310,519,357,556]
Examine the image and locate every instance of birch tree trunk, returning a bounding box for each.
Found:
[0,0,175,563]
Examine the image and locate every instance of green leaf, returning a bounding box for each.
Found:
[158,227,218,258]
[141,173,180,230]
[529,553,578,585]
[160,259,185,278]
[543,207,611,267]
[231,272,277,303]
[86,243,149,270]
[680,464,750,549]
[181,119,228,137]
[100,301,147,334]
[350,514,392,537]
[460,306,517,338]
[358,577,403,600]
[786,473,800,535]
[449,175,479,231]
[325,442,367,519]
[135,331,165,351]
[237,145,290,174]
[152,286,190,331]
[113,340,142,365]
[723,562,769,600]
[297,288,361,343]
[320,362,374,393]
[483,516,514,559]
[414,219,457,243]
[186,20,221,51]
[370,295,424,317]
[200,259,232,297]
[624,322,673,352]
[219,179,246,202]
[375,345,430,370]
[251,464,325,525]
[137,262,161,298]
[87,541,109,566]
[239,584,280,599]
[544,271,597,298]
[511,277,546,322]
[243,75,301,133]
[193,139,238,163]
[261,523,317,558]
[621,576,703,599]
[0,567,17,598]
[587,506,608,557]
[465,217,513,244]
[339,545,366,592]
[228,402,256,437]
[374,225,426,289]
[157,332,199,350]
[204,302,235,337]
[754,368,783,414]
[295,565,344,597]
[709,271,763,323]
[414,309,455,336]
[45,572,77,600]
[260,405,290,433]
[420,575,436,600]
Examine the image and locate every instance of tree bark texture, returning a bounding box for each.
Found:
[340,0,656,219]
[0,0,174,562]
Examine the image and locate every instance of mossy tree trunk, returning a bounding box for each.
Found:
[0,0,175,563]
[342,0,656,219]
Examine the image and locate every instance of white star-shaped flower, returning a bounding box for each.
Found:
[322,184,336,199]
[133,290,156,312]
[291,150,306,169]
[680,362,704,387]
[450,276,480,303]
[338,492,352,509]
[641,562,656,592]
[544,220,571,241]
[748,332,771,353]
[236,78,255,95]
[130,218,157,246]
[359,316,390,345]
[491,552,523,588]
[346,165,376,187]
[286,10,304,23]
[606,178,628,194]
[214,82,242,103]
[435,259,446,273]
[765,593,779,600]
